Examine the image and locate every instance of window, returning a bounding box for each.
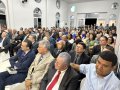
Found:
[56,12,60,28]
[71,6,76,13]
[33,8,42,28]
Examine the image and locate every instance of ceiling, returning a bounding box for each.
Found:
[64,0,107,4]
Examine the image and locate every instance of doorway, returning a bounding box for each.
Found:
[85,18,97,26]
[56,12,60,28]
[0,15,6,25]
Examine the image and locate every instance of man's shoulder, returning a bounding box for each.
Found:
[110,72,120,84]
[28,50,35,55]
[67,66,79,76]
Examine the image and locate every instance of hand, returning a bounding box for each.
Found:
[70,63,80,71]
[25,79,32,90]
[7,67,17,74]
[1,47,4,49]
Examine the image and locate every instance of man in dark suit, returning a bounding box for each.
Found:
[52,40,65,58]
[0,30,10,54]
[28,34,38,54]
[0,39,35,90]
[40,52,79,90]
[61,35,72,52]
[69,42,90,64]
[92,36,114,56]
[69,42,90,85]
[0,30,10,62]
[12,30,25,54]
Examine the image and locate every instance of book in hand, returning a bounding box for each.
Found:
[6,67,17,74]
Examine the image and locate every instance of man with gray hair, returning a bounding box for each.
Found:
[40,52,79,90]
[12,40,54,90]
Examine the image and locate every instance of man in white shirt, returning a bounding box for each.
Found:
[71,51,120,90]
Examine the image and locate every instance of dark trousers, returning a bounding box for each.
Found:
[0,71,27,90]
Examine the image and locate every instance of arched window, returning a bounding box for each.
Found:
[56,12,60,28]
[33,7,42,28]
[0,1,6,30]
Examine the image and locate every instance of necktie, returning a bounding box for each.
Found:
[74,54,79,63]
[101,46,105,52]
[57,50,61,55]
[47,71,61,90]
[38,55,43,64]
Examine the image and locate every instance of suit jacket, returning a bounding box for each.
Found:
[32,41,38,54]
[69,50,90,81]
[69,50,90,64]
[40,61,79,90]
[51,48,65,58]
[26,52,54,89]
[64,41,72,52]
[9,49,35,73]
[0,37,10,53]
[92,45,114,55]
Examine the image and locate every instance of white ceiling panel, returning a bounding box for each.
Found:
[63,0,107,4]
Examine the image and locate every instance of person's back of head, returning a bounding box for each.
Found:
[103,45,114,53]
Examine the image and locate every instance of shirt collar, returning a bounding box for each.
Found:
[96,71,113,81]
[103,71,113,80]
[41,51,50,58]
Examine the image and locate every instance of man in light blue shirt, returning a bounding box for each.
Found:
[71,51,120,90]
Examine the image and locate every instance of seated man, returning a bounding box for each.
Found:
[0,39,35,90]
[0,30,10,62]
[90,45,114,63]
[69,42,90,83]
[71,51,120,90]
[40,52,79,90]
[51,40,65,58]
[27,34,38,54]
[92,36,114,55]
[12,40,54,90]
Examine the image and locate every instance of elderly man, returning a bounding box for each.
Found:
[40,52,79,90]
[71,51,120,90]
[0,39,35,90]
[12,40,54,90]
[52,40,65,58]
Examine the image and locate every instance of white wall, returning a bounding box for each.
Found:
[47,0,68,29]
[68,0,120,28]
[115,0,120,55]
[1,0,68,30]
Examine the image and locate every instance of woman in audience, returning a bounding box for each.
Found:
[108,36,115,48]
